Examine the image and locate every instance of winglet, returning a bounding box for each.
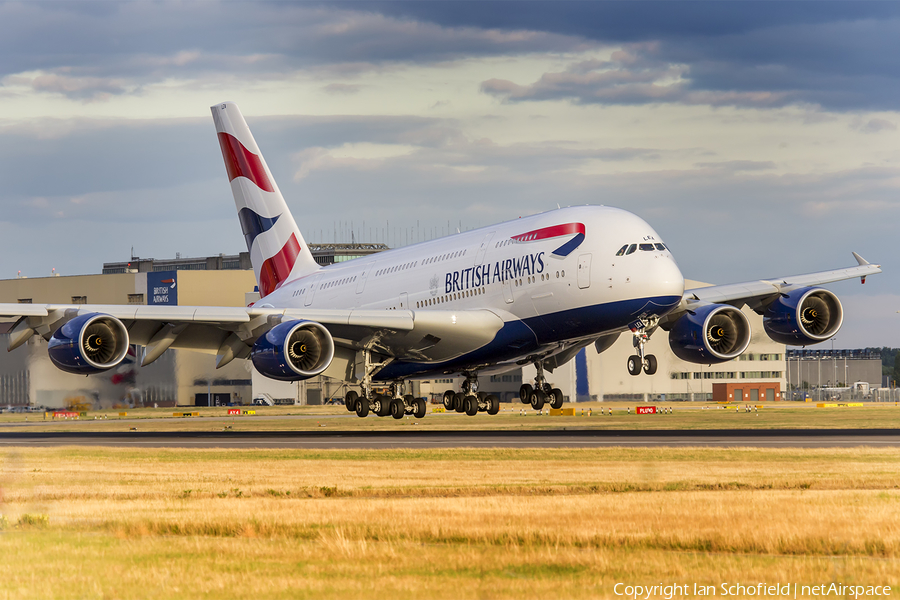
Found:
[852,252,869,266]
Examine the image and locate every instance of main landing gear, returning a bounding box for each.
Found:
[518,360,564,411]
[627,316,658,376]
[441,373,500,416]
[343,350,427,419]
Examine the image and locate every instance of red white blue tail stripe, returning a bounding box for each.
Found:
[212,102,319,297]
[512,222,585,257]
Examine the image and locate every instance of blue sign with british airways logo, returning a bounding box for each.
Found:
[148,271,178,306]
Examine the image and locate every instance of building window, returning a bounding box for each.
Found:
[71,296,87,304]
[17,298,32,304]
[128,294,144,304]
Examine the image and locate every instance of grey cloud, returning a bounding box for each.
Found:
[857,118,897,134]
[0,2,593,100]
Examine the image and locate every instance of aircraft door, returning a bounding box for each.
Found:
[502,277,514,304]
[474,231,495,266]
[356,261,375,294]
[399,292,408,309]
[304,274,322,307]
[577,253,592,289]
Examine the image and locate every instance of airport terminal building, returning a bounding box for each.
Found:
[0,251,844,409]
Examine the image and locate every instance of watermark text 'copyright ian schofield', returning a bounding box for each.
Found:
[613,582,892,599]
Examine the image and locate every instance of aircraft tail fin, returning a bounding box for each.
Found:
[211,102,318,297]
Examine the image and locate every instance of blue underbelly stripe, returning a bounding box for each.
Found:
[374,294,682,381]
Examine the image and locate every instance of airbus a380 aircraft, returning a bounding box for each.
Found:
[1,102,882,419]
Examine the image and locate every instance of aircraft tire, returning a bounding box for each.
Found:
[375,395,391,417]
[390,398,405,419]
[643,355,658,375]
[414,397,427,419]
[442,390,455,411]
[454,392,467,413]
[355,397,369,418]
[519,384,533,404]
[486,394,500,415]
[627,355,642,376]
[530,389,546,411]
[464,394,478,416]
[345,391,359,412]
[549,388,564,409]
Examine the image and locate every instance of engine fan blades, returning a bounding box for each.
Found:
[706,314,738,354]
[287,329,322,371]
[82,322,120,364]
[800,296,831,335]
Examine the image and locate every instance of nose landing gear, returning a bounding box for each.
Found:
[627,316,659,376]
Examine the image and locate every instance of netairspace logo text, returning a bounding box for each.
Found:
[613,582,892,599]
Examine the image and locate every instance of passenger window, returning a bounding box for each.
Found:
[655,243,666,251]
[639,244,654,251]
[625,244,637,255]
[616,245,628,256]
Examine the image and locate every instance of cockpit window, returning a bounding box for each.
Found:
[639,243,654,251]
[615,245,628,256]
[625,244,637,255]
[655,243,666,251]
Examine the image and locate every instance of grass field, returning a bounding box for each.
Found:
[1,446,899,599]
[2,401,899,433]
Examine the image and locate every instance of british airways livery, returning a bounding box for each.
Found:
[0,102,881,420]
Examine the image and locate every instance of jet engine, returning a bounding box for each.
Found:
[48,313,131,375]
[763,287,842,345]
[251,320,335,381]
[668,304,751,364]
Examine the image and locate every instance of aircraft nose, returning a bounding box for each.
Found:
[650,254,685,308]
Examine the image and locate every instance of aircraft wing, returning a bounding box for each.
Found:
[661,252,882,325]
[0,304,507,372]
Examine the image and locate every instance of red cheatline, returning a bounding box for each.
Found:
[511,222,585,242]
[217,132,275,193]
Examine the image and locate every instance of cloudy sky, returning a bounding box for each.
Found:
[1,1,898,347]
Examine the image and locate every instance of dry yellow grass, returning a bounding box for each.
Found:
[1,447,899,599]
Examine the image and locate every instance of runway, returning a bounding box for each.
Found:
[1,429,899,448]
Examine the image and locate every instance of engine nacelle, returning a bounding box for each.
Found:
[48,313,131,375]
[763,287,842,345]
[251,320,335,381]
[668,304,751,364]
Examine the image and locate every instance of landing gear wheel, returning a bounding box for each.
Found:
[464,394,478,416]
[549,388,564,409]
[390,398,404,420]
[519,383,533,404]
[643,354,658,376]
[454,392,467,413]
[627,355,642,376]
[530,389,546,411]
[345,390,359,412]
[375,395,391,417]
[414,397,427,419]
[442,390,455,411]
[486,394,500,415]
[355,397,369,418]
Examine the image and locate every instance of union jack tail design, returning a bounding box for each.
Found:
[211,102,319,297]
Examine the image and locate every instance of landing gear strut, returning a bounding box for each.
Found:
[441,372,499,416]
[519,360,564,410]
[348,350,426,419]
[627,316,658,376]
